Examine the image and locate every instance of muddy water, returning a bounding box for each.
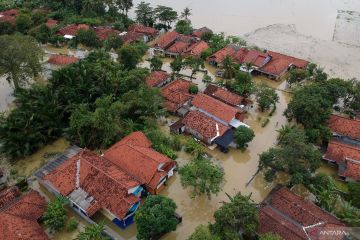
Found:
[133,0,360,40]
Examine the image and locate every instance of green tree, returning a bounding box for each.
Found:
[66,218,78,232]
[234,126,255,149]
[314,68,328,82]
[76,29,102,48]
[149,56,163,71]
[28,24,51,44]
[179,156,224,199]
[287,68,308,86]
[117,42,148,70]
[188,85,199,94]
[135,195,178,240]
[226,71,255,96]
[104,34,123,51]
[76,222,109,240]
[175,19,193,35]
[188,225,220,240]
[135,1,155,26]
[0,35,43,90]
[115,0,133,16]
[348,182,360,208]
[16,13,32,33]
[0,21,14,35]
[44,197,69,233]
[170,56,184,76]
[185,138,205,158]
[184,56,204,79]
[209,192,259,240]
[155,5,178,30]
[259,233,283,240]
[223,56,236,79]
[256,84,279,112]
[180,7,192,21]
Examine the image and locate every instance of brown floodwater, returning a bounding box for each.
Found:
[132,0,360,41]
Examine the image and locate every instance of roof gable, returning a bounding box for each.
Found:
[328,115,360,140]
[324,140,360,164]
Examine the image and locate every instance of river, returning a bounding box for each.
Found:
[132,0,360,41]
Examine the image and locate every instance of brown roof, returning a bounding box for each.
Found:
[146,71,170,87]
[259,187,345,240]
[182,111,229,141]
[339,159,360,181]
[46,19,58,28]
[323,140,360,164]
[161,79,194,112]
[0,190,48,240]
[128,24,158,37]
[208,45,238,64]
[0,186,20,209]
[204,84,244,107]
[57,24,89,36]
[154,31,179,49]
[192,27,212,38]
[183,40,209,57]
[259,51,308,77]
[94,27,120,41]
[104,132,176,191]
[121,31,145,44]
[0,9,18,16]
[166,40,192,54]
[241,49,269,67]
[43,150,140,219]
[328,114,360,140]
[191,93,239,123]
[48,55,79,65]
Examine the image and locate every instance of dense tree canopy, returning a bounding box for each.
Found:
[234,126,255,149]
[256,84,279,112]
[135,195,178,240]
[226,71,255,96]
[135,1,155,27]
[188,225,220,240]
[43,197,69,233]
[117,42,148,70]
[175,19,193,35]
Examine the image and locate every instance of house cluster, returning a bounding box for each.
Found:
[0,9,18,25]
[121,24,159,44]
[323,114,360,182]
[145,71,250,152]
[36,131,177,229]
[0,186,48,240]
[208,44,309,80]
[153,28,211,58]
[258,186,345,240]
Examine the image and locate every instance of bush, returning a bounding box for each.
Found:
[66,218,78,232]
[16,13,32,33]
[104,34,123,51]
[76,29,102,48]
[0,21,15,35]
[44,197,69,233]
[188,85,199,94]
[234,126,255,149]
[28,24,51,44]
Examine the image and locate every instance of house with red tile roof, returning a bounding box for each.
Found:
[338,158,360,182]
[94,27,120,41]
[47,55,79,66]
[239,49,270,69]
[39,148,142,229]
[146,70,171,88]
[323,140,360,164]
[204,84,249,111]
[0,9,18,25]
[104,132,177,195]
[191,93,248,129]
[121,31,146,44]
[258,187,345,240]
[328,114,360,141]
[164,35,195,57]
[182,40,209,57]
[153,31,180,55]
[57,24,90,39]
[128,24,159,39]
[191,27,213,39]
[181,110,229,145]
[161,79,195,114]
[46,19,58,28]
[257,51,309,80]
[0,187,48,240]
[207,45,239,66]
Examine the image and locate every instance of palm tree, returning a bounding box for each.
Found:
[223,56,236,79]
[181,7,192,21]
[76,222,109,240]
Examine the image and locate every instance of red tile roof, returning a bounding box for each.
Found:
[0,190,48,240]
[191,93,239,123]
[204,84,244,107]
[166,40,192,54]
[339,159,360,181]
[183,40,209,57]
[208,45,238,64]
[182,111,229,142]
[43,150,140,219]
[121,31,145,44]
[161,79,194,112]
[104,132,176,191]
[57,24,89,36]
[241,49,268,67]
[46,19,58,28]
[154,31,179,49]
[48,55,79,65]
[128,24,158,37]
[259,51,308,77]
[0,15,16,25]
[328,114,360,140]
[146,71,170,87]
[259,187,344,240]
[192,27,212,38]
[323,140,360,164]
[0,9,19,16]
[0,186,20,209]
[94,27,120,41]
